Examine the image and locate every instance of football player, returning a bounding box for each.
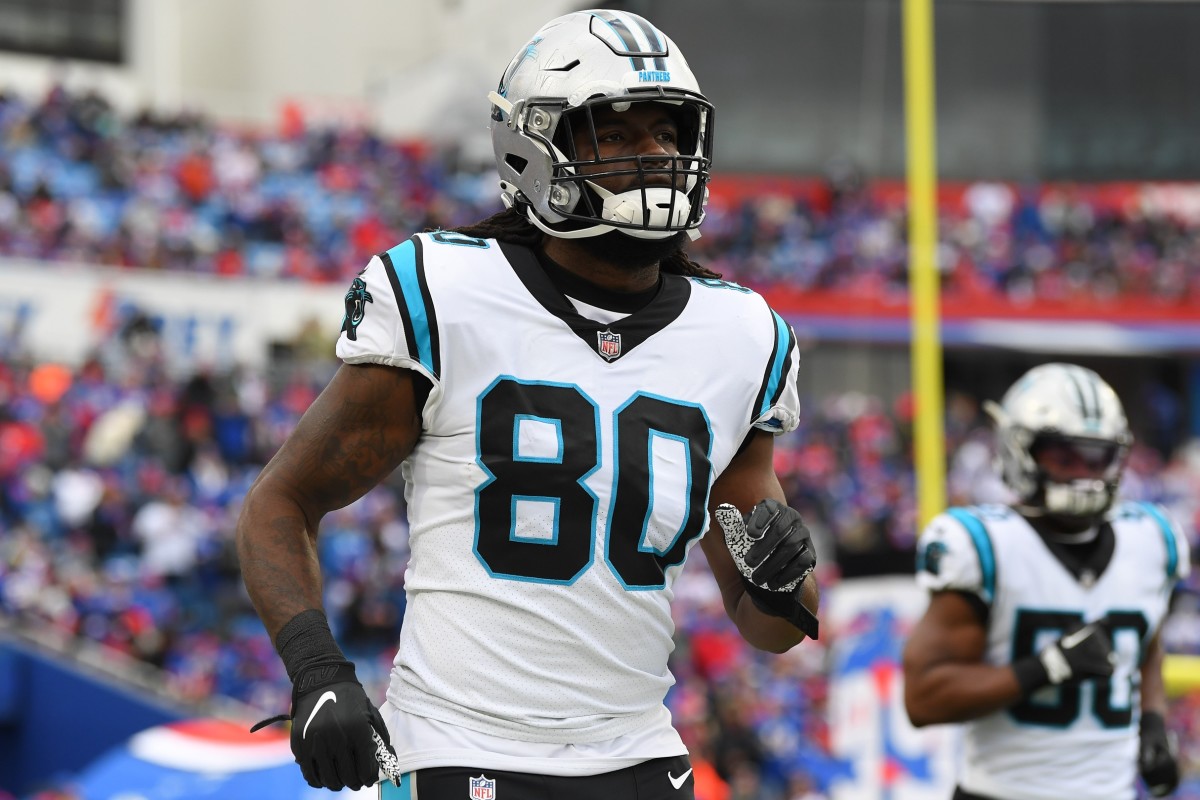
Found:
[237,9,820,799]
[903,363,1188,800]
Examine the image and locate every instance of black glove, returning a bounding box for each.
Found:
[1013,621,1114,694]
[1139,711,1180,797]
[293,660,397,790]
[714,498,819,639]
[251,610,400,791]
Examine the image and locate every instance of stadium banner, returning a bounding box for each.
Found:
[0,258,343,371]
[825,577,960,800]
[0,631,185,796]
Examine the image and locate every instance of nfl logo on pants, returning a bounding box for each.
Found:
[470,775,496,800]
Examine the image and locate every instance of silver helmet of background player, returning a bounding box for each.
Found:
[985,362,1132,519]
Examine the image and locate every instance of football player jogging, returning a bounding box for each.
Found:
[237,9,820,799]
[903,363,1188,800]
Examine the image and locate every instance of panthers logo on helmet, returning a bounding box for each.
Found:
[341,277,373,341]
[494,36,542,113]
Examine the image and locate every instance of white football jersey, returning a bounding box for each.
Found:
[336,232,801,759]
[915,502,1190,800]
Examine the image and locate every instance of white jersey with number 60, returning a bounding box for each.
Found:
[916,502,1189,800]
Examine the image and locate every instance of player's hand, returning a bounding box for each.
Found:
[1139,711,1180,797]
[715,498,818,639]
[1038,621,1115,684]
[254,660,399,790]
[1015,621,1114,694]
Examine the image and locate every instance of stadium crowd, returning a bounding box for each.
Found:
[2,84,1200,798]
[2,85,1200,305]
[2,314,1198,799]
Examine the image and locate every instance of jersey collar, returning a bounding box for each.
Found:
[500,242,691,363]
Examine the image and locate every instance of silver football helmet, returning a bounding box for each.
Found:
[488,9,714,240]
[984,363,1132,519]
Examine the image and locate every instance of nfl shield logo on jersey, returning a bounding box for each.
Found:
[597,329,622,360]
[469,775,496,800]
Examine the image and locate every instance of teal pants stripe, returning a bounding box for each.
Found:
[379,773,414,799]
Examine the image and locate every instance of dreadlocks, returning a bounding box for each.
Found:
[449,207,541,249]
[447,207,722,280]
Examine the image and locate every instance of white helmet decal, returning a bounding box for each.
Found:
[488,9,714,240]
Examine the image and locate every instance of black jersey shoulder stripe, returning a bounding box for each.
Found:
[753,311,795,421]
[768,318,798,410]
[379,236,441,378]
[379,248,417,365]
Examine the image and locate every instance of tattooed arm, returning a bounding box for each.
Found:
[235,363,423,642]
[236,362,421,789]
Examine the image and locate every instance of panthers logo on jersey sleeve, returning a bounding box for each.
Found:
[335,238,441,387]
[915,509,996,603]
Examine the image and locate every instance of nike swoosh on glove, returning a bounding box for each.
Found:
[252,660,399,791]
[715,498,818,639]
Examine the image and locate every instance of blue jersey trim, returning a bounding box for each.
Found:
[384,239,437,376]
[1140,501,1179,580]
[947,507,996,603]
[757,312,792,419]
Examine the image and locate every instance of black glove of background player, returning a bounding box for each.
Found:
[1139,711,1180,797]
[1012,620,1114,695]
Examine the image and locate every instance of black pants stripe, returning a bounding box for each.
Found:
[383,755,695,800]
[953,787,1006,800]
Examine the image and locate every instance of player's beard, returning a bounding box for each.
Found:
[575,229,689,271]
[1041,511,1104,537]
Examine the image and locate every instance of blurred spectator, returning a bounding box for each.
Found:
[2,85,1200,306]
[130,477,207,579]
[2,329,1197,797]
[3,82,1200,799]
